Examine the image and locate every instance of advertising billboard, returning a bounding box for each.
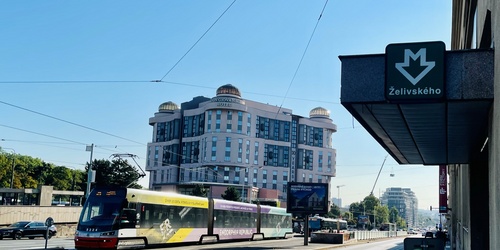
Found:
[439,164,448,213]
[286,182,328,214]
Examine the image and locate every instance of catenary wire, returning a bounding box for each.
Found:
[276,0,329,118]
[159,0,237,81]
[0,100,146,146]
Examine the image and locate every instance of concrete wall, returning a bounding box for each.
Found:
[480,1,500,249]
[488,1,500,249]
[0,206,81,225]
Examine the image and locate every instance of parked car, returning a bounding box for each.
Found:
[0,221,57,240]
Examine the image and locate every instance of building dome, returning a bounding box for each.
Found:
[158,101,179,112]
[309,107,330,118]
[216,84,241,98]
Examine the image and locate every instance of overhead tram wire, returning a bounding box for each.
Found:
[0,80,340,105]
[0,100,146,146]
[275,0,330,119]
[0,123,86,146]
[157,0,237,82]
[0,125,131,156]
[0,80,149,84]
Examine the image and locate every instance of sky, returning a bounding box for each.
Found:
[0,1,451,209]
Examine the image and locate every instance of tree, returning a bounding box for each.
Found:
[87,158,143,190]
[0,152,14,187]
[13,155,38,189]
[327,203,341,218]
[397,216,407,229]
[374,205,389,227]
[362,194,380,227]
[191,184,208,197]
[343,211,356,226]
[389,206,399,223]
[221,186,240,201]
[50,166,74,190]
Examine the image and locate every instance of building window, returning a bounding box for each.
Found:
[247,113,251,136]
[207,111,212,132]
[211,136,217,161]
[237,112,243,134]
[254,141,259,165]
[154,146,159,167]
[318,151,323,172]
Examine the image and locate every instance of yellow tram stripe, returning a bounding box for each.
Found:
[166,228,194,243]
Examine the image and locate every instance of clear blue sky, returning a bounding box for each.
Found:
[0,1,451,209]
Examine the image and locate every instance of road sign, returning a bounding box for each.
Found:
[385,41,445,102]
[45,217,54,227]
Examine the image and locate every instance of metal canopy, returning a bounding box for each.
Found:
[340,49,493,165]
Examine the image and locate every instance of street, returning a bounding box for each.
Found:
[0,235,420,250]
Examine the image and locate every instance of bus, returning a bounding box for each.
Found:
[74,187,292,249]
[308,216,348,233]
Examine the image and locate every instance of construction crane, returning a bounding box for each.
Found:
[370,155,388,196]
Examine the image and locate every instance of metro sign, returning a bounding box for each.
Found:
[385,41,445,102]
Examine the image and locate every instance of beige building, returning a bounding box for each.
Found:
[146,84,337,205]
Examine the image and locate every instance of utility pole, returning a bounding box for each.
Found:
[86,144,94,198]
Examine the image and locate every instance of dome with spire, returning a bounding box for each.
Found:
[158,101,179,113]
[309,107,330,118]
[216,84,241,98]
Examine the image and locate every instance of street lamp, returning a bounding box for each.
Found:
[336,185,345,232]
[336,185,345,208]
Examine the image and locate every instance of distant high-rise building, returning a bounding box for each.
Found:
[380,187,418,228]
[146,84,337,205]
[332,197,342,208]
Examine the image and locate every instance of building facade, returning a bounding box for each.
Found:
[380,187,418,228]
[146,84,337,205]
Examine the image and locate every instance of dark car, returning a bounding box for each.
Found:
[0,221,57,240]
[424,231,434,238]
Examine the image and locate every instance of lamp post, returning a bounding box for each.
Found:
[336,185,345,207]
[336,185,345,232]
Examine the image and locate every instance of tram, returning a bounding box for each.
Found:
[74,187,292,249]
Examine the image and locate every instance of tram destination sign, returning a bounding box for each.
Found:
[385,41,445,102]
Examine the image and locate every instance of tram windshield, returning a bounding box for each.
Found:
[77,188,127,231]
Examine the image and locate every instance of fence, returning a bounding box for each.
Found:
[354,230,407,240]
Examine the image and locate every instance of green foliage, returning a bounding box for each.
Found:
[389,206,399,223]
[0,149,142,192]
[362,194,380,214]
[0,152,14,187]
[327,203,341,218]
[191,184,208,197]
[88,158,143,189]
[397,216,407,229]
[374,205,390,226]
[221,186,241,201]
